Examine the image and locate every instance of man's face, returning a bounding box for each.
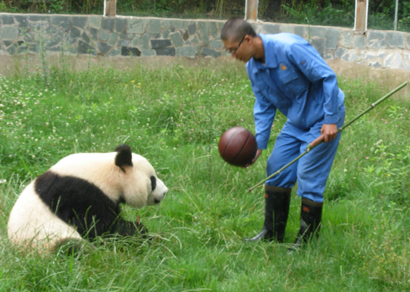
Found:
[223,36,252,62]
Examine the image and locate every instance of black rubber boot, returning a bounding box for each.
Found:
[244,185,291,242]
[289,198,323,252]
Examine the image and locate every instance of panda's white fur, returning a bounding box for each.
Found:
[7,145,168,253]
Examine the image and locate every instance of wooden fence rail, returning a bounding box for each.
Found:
[103,0,401,33]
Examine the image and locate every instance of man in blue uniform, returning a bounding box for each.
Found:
[221,18,345,250]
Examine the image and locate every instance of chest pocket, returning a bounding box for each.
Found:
[276,64,306,97]
[278,64,298,85]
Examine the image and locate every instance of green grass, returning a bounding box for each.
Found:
[0,59,410,291]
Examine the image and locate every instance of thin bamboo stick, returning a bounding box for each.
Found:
[247,81,408,193]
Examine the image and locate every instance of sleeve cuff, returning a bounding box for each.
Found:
[324,114,339,124]
[256,137,268,150]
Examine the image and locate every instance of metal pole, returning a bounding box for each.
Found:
[394,0,399,31]
[247,81,408,193]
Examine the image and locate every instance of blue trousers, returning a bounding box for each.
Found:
[266,108,345,203]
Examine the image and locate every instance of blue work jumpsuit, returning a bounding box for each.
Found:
[247,33,345,203]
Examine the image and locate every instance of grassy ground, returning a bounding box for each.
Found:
[0,58,409,291]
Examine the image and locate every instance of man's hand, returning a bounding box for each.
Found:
[321,124,338,143]
[245,149,262,167]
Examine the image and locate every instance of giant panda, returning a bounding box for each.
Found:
[7,144,168,253]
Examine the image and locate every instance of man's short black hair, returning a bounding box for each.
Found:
[221,17,257,42]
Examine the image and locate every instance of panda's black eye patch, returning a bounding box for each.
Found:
[150,176,156,191]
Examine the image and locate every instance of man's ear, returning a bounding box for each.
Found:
[244,35,252,43]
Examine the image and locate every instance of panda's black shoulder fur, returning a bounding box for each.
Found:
[35,171,134,239]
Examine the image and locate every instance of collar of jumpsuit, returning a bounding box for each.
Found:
[250,34,279,73]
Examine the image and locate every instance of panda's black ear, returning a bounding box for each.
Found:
[115,144,133,171]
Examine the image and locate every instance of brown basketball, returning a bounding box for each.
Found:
[218,127,257,167]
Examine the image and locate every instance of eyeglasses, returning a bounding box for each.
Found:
[228,36,245,54]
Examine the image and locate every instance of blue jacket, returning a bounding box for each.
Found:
[247,33,345,149]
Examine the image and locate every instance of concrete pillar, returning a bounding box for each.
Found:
[245,0,258,21]
[104,0,116,17]
[354,0,368,32]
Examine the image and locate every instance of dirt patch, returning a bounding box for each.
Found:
[0,54,224,76]
[328,59,410,100]
[328,59,410,87]
[1,54,409,97]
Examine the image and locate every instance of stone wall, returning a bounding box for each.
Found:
[1,13,410,70]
